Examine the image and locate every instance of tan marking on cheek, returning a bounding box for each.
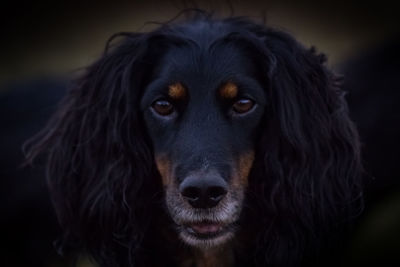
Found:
[220,82,238,99]
[233,151,255,187]
[168,82,186,99]
[155,155,172,186]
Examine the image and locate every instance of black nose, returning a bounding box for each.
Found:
[179,173,228,209]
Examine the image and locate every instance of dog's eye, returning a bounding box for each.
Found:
[232,99,254,114]
[152,100,174,116]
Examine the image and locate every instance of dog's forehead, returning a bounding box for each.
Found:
[156,36,257,94]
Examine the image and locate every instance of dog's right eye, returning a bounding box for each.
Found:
[232,98,255,114]
[152,99,174,116]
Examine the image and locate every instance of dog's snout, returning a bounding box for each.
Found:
[179,174,228,209]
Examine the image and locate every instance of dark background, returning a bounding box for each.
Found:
[1,1,399,266]
[1,0,399,86]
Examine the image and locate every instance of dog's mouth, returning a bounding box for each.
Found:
[184,221,232,238]
[178,220,236,248]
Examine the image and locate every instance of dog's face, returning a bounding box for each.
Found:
[142,41,266,248]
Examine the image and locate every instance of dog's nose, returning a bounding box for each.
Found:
[179,173,228,209]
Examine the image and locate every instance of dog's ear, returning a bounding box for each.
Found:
[25,33,166,265]
[240,28,363,264]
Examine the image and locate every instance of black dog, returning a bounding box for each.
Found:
[26,13,363,267]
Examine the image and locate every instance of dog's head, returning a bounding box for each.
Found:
[26,14,362,266]
[142,28,266,247]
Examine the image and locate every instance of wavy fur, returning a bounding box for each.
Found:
[26,13,363,267]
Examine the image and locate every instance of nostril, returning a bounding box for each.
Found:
[181,186,200,202]
[208,186,227,202]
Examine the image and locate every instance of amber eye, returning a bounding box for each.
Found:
[232,99,255,114]
[152,99,174,116]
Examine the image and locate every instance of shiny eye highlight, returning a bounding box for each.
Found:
[232,98,255,114]
[152,99,174,116]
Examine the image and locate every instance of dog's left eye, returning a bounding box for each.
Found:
[152,99,174,116]
[232,98,255,114]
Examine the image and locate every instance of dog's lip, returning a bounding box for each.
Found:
[183,221,234,239]
[187,222,223,234]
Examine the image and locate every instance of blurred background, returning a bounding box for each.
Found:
[1,0,399,266]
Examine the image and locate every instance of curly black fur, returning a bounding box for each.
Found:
[25,12,363,267]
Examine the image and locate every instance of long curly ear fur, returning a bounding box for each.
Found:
[237,25,363,266]
[25,33,167,266]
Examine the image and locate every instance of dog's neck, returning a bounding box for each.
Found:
[180,244,234,267]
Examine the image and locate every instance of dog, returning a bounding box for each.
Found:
[25,12,363,267]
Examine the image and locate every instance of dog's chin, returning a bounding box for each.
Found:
[178,221,236,249]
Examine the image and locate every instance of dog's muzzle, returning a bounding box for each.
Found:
[165,170,244,249]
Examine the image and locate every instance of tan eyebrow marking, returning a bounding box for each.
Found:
[220,82,238,99]
[168,82,186,99]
